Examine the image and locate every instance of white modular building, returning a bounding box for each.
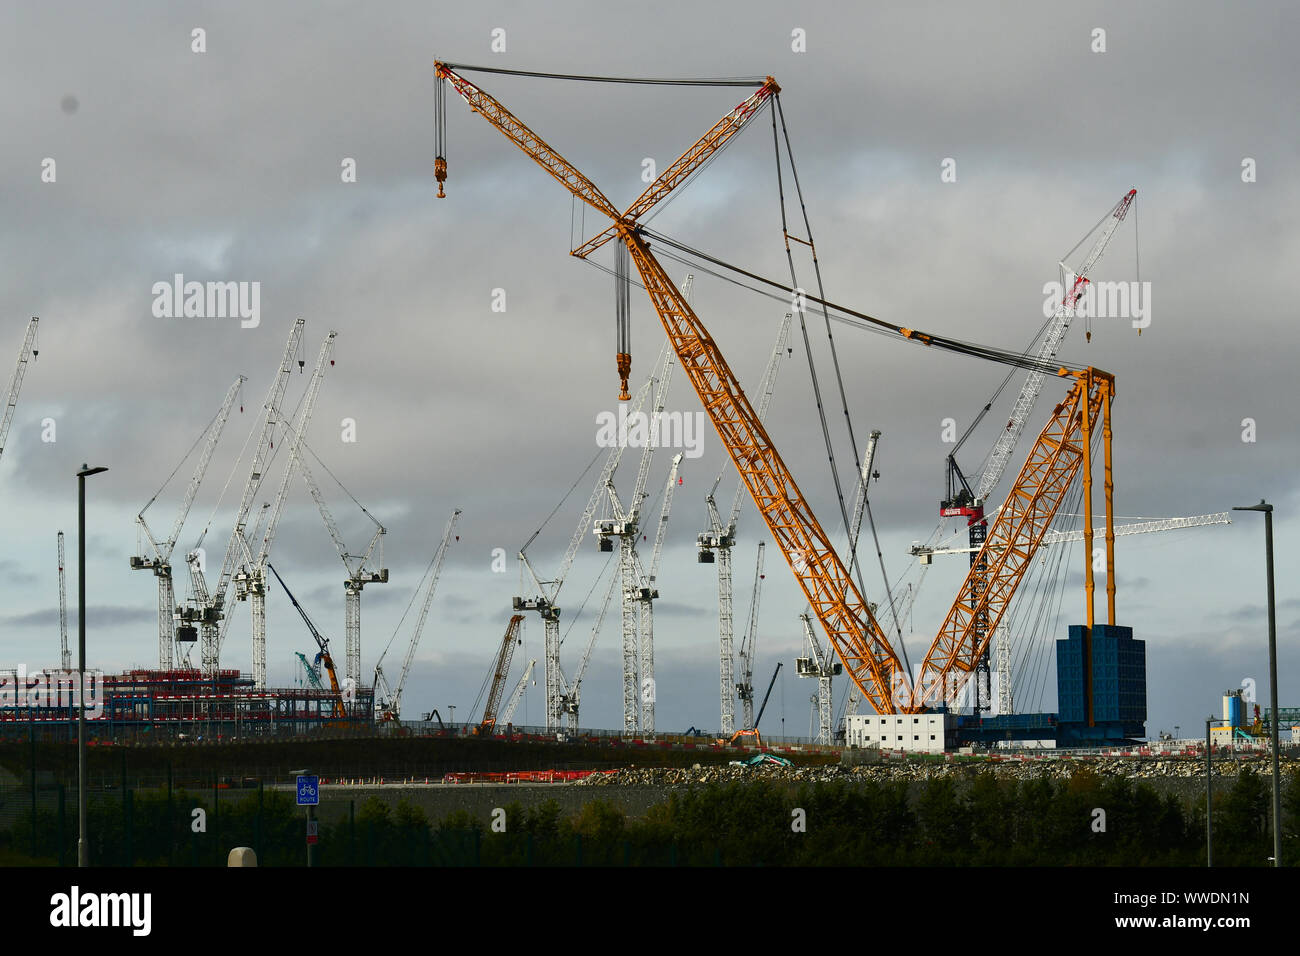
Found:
[845,712,955,754]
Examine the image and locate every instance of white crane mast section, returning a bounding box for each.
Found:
[704,312,791,737]
[976,190,1135,504]
[57,532,70,671]
[799,613,834,745]
[738,541,765,731]
[391,509,460,719]
[502,659,536,727]
[638,451,683,733]
[0,317,37,461]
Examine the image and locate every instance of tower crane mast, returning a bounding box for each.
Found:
[736,541,765,731]
[234,331,337,688]
[375,509,459,722]
[133,375,245,669]
[515,351,661,731]
[698,312,791,736]
[631,451,683,732]
[797,612,842,745]
[592,343,674,734]
[57,532,69,671]
[291,440,387,685]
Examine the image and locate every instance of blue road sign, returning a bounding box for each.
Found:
[296,775,319,806]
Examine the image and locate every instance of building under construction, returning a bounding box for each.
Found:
[0,667,371,742]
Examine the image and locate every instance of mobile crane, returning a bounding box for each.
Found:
[435,62,1120,715]
[268,562,344,718]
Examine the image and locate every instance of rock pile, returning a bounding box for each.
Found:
[576,754,1295,789]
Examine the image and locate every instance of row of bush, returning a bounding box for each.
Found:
[2,766,1296,866]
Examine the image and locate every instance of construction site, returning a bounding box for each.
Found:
[0,60,1293,763]
[0,4,1296,896]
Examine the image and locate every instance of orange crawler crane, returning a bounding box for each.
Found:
[478,614,525,736]
[434,62,1118,715]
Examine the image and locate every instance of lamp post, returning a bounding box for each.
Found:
[1232,500,1281,867]
[76,463,108,868]
[1206,715,1222,867]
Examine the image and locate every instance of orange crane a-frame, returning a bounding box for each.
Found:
[434,62,1118,715]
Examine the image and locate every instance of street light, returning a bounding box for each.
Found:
[1206,715,1225,867]
[1232,500,1281,868]
[76,463,107,868]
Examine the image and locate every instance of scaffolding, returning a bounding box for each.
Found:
[0,668,373,741]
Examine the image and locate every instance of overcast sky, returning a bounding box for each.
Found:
[0,1,1296,740]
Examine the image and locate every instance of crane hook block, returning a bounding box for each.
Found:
[435,156,447,198]
[616,352,631,402]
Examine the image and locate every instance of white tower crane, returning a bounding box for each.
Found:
[796,612,842,745]
[0,317,38,463]
[234,331,337,688]
[374,508,459,722]
[594,344,674,735]
[515,343,665,731]
[630,451,683,733]
[557,568,617,731]
[181,318,305,675]
[697,313,792,735]
[57,532,70,670]
[132,375,245,669]
[501,658,536,728]
[736,541,765,732]
[290,440,387,685]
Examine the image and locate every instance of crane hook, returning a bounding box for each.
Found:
[435,157,447,199]
[616,352,631,401]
